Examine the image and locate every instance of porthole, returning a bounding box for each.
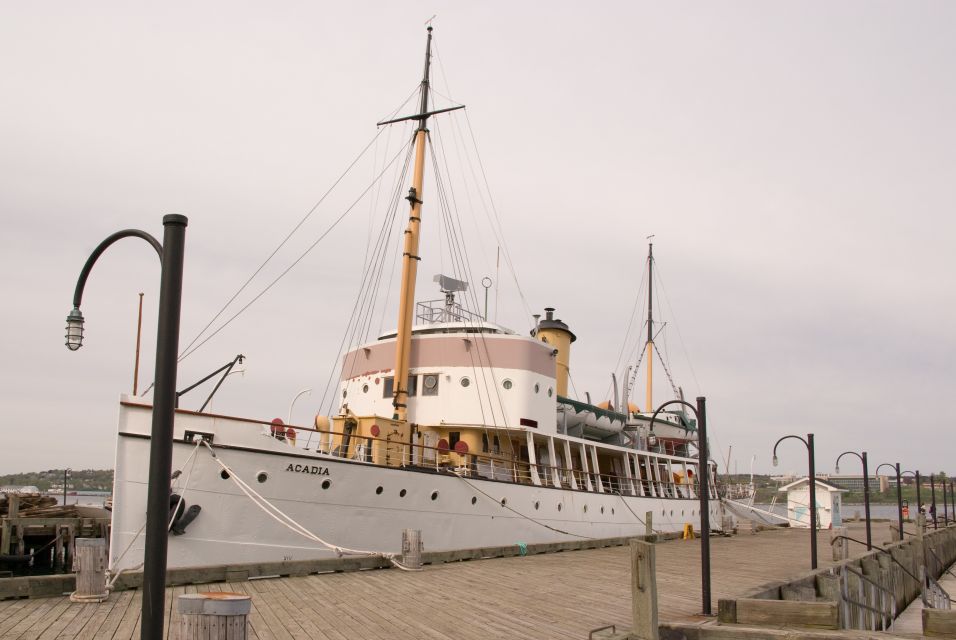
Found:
[460,377,471,388]
[322,479,331,490]
[431,491,439,501]
[670,510,674,516]
[583,505,588,513]
[662,509,666,516]
[611,508,615,515]
[500,497,507,506]
[682,510,685,517]
[534,383,540,394]
[471,496,477,505]
[342,389,347,398]
[534,501,540,510]
[362,384,369,393]
[600,506,605,514]
[692,510,695,516]
[256,471,268,483]
[423,374,439,396]
[502,379,513,390]
[399,489,407,497]
[375,486,383,495]
[547,387,553,397]
[558,503,563,512]
[220,470,230,480]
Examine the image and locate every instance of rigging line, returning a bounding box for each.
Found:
[428,135,503,427]
[462,110,536,327]
[177,126,388,363]
[433,108,495,283]
[358,126,414,345]
[428,132,511,427]
[317,142,415,417]
[178,137,414,363]
[452,473,594,539]
[614,267,649,375]
[654,262,704,394]
[652,342,680,399]
[344,140,412,352]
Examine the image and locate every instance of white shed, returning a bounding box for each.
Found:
[777,477,847,529]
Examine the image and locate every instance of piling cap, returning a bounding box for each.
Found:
[536,307,576,342]
[178,592,252,616]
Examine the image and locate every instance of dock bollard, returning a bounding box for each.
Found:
[179,592,251,640]
[402,528,423,570]
[70,538,108,603]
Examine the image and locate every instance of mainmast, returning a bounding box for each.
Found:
[375,27,464,421]
[391,27,433,421]
[645,240,654,412]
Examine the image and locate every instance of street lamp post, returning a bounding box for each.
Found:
[835,451,871,550]
[876,463,904,542]
[649,397,712,616]
[65,215,187,640]
[62,468,72,506]
[773,434,817,569]
[902,470,922,516]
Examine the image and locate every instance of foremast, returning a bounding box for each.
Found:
[390,27,434,421]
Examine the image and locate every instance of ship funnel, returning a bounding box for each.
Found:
[533,307,576,397]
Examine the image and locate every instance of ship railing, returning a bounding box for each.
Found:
[415,299,485,325]
[235,417,713,498]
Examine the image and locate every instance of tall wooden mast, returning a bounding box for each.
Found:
[391,27,434,422]
[645,240,654,412]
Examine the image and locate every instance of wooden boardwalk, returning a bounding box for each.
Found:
[0,521,902,640]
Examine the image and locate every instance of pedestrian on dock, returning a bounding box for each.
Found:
[929,502,937,524]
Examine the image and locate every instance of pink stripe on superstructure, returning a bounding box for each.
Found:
[341,334,556,380]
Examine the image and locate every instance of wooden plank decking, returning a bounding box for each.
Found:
[0,521,903,639]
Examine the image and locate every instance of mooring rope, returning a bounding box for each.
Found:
[200,441,418,571]
[105,439,204,589]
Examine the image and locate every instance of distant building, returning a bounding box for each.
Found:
[823,474,888,494]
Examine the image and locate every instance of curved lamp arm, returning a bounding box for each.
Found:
[65,229,163,351]
[648,399,699,432]
[901,470,918,478]
[875,462,899,476]
[835,450,864,474]
[772,434,808,466]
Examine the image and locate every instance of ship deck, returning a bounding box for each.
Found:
[0,521,907,639]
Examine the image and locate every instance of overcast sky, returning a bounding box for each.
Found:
[2,2,954,478]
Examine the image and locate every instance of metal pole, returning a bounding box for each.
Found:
[896,464,904,541]
[916,470,922,515]
[134,292,144,395]
[931,474,937,529]
[861,452,872,550]
[696,396,711,616]
[943,481,949,525]
[808,433,817,570]
[140,214,187,640]
[62,469,68,506]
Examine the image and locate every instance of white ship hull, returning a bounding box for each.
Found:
[110,397,723,571]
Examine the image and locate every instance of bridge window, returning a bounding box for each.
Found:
[422,374,439,396]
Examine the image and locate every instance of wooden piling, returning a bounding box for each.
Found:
[630,538,659,640]
[70,538,108,603]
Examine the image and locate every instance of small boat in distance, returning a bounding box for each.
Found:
[108,27,726,573]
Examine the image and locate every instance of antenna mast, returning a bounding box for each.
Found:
[645,239,654,412]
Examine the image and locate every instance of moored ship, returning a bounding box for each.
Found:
[108,27,725,573]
